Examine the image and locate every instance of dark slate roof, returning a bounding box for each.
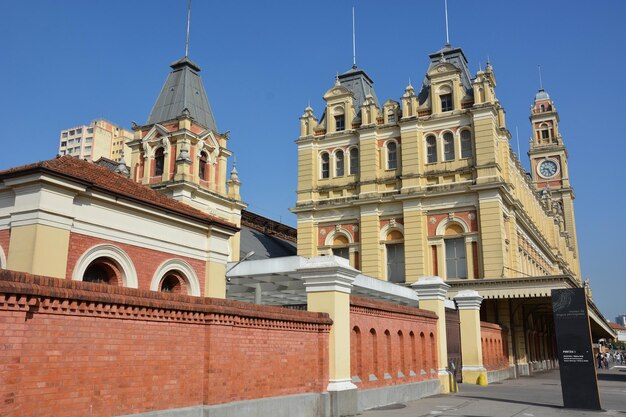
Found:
[147,57,218,132]
[320,66,379,125]
[418,44,474,104]
[339,66,380,110]
[239,210,296,260]
[239,226,297,261]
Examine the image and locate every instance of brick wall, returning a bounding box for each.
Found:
[65,232,206,294]
[480,321,509,371]
[350,296,438,389]
[0,270,331,417]
[0,228,9,265]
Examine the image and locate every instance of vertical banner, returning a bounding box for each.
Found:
[551,288,601,410]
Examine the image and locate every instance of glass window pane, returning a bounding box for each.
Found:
[336,151,344,176]
[445,238,467,279]
[349,148,359,174]
[444,133,455,161]
[386,243,405,283]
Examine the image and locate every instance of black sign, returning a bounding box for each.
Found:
[551,288,601,410]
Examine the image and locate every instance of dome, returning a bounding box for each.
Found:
[535,89,550,101]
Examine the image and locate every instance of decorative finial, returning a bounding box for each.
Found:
[408,77,412,87]
[335,72,340,86]
[185,0,192,57]
[478,62,482,72]
[229,156,240,182]
[114,147,130,176]
[538,64,544,90]
[439,51,446,63]
[352,7,357,69]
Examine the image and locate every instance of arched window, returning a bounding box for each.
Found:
[150,259,201,296]
[334,107,346,132]
[154,147,165,176]
[387,142,397,170]
[538,123,550,141]
[83,259,120,285]
[335,150,344,177]
[320,153,330,179]
[460,130,472,158]
[445,224,467,279]
[199,151,208,180]
[386,230,404,283]
[331,234,350,260]
[443,132,455,161]
[72,244,138,288]
[426,135,437,163]
[439,86,453,112]
[160,272,185,294]
[349,148,359,175]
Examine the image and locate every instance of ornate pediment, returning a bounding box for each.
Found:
[323,85,353,100]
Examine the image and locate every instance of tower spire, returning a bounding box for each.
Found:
[352,7,357,69]
[185,0,191,57]
[444,0,450,45]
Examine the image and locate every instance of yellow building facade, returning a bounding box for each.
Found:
[292,45,609,376]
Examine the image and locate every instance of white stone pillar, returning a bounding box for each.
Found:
[412,276,450,393]
[299,256,359,417]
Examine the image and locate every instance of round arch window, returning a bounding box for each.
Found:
[83,259,120,285]
[160,273,186,294]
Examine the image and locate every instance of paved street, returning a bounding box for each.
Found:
[364,367,626,417]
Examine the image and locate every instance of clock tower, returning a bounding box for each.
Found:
[528,88,578,255]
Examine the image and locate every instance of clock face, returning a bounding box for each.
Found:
[538,160,558,178]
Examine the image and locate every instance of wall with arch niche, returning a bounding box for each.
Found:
[349,296,438,389]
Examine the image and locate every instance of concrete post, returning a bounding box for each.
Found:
[455,289,487,384]
[300,256,359,417]
[412,276,450,393]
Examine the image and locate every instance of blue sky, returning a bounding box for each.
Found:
[1,1,625,321]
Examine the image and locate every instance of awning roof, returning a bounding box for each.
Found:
[226,256,418,307]
[446,275,615,340]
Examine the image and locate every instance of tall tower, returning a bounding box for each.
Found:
[528,89,578,255]
[127,56,246,261]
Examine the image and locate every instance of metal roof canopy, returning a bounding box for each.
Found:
[226,256,418,307]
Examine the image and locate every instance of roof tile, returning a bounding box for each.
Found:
[0,156,237,230]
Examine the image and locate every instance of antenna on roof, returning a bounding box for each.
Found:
[538,64,544,90]
[444,0,450,45]
[185,0,192,57]
[352,7,357,69]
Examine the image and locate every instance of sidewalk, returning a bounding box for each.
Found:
[363,367,626,417]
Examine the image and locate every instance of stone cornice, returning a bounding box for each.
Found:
[446,274,579,299]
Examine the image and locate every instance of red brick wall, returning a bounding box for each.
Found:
[65,232,206,295]
[481,321,509,371]
[350,296,438,389]
[0,228,9,264]
[0,270,331,417]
